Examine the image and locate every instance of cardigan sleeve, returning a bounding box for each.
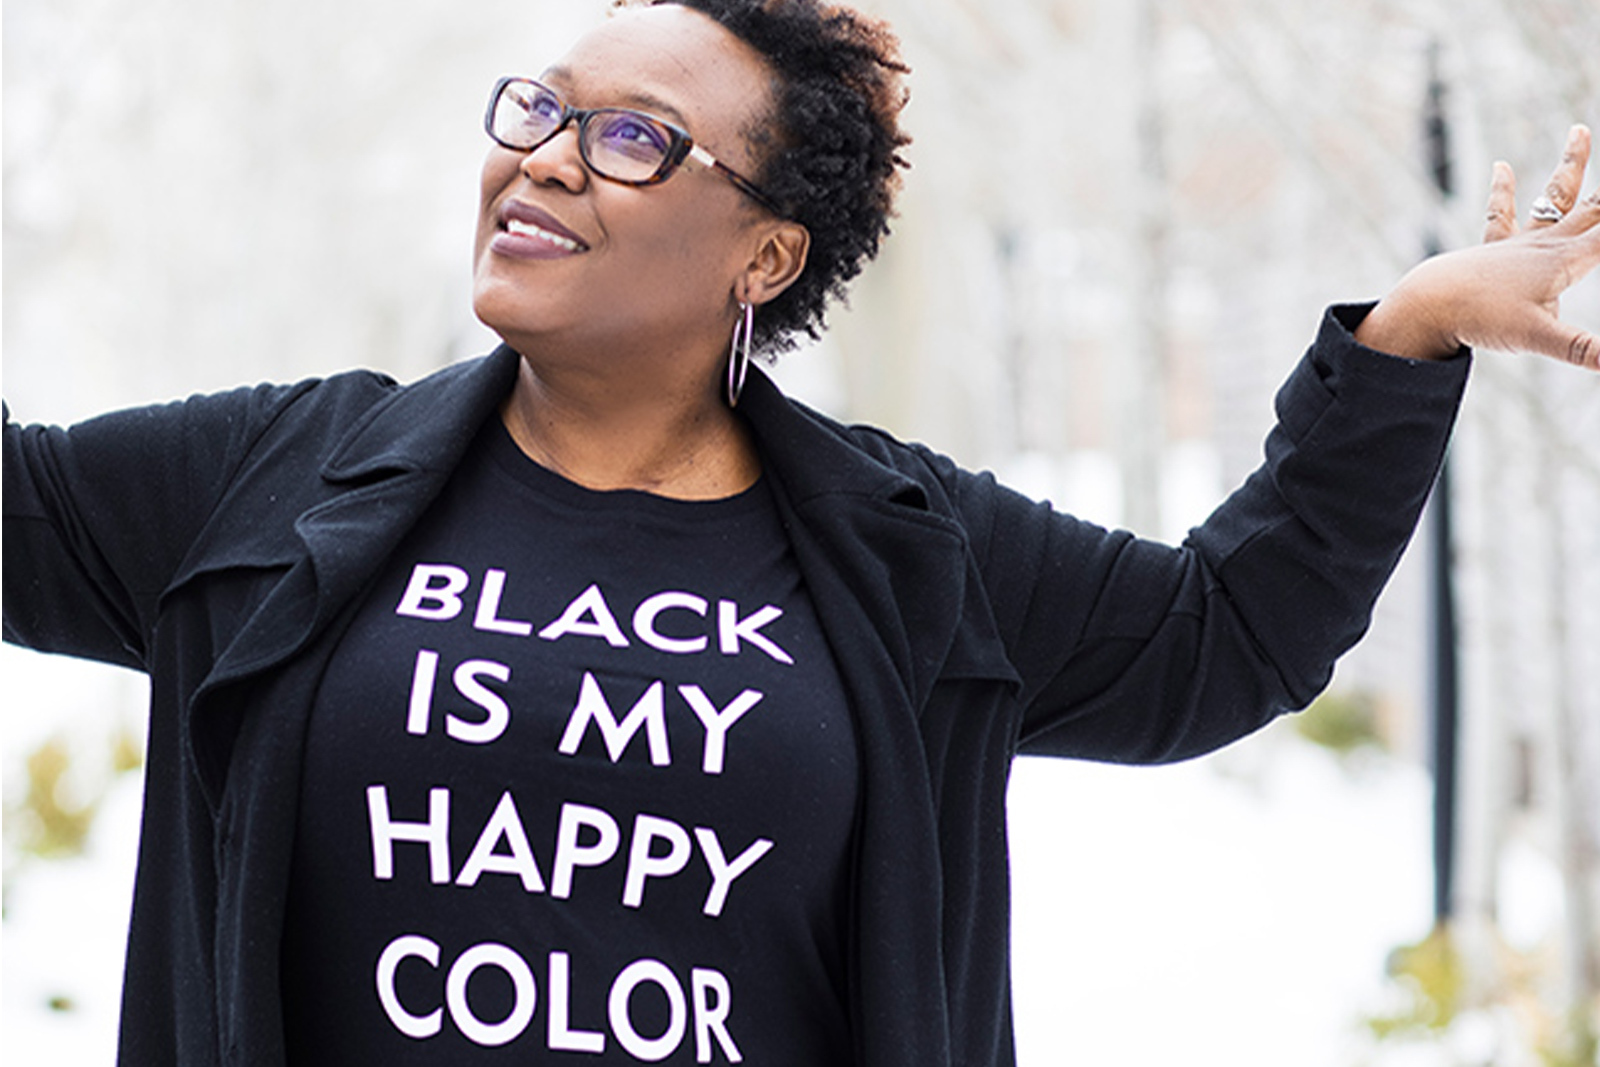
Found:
[2,382,314,670]
[956,304,1469,763]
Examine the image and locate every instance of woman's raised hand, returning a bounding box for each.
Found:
[1355,125,1600,370]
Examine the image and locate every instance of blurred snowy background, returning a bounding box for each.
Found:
[4,0,1598,1062]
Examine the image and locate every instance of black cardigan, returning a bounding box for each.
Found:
[3,305,1468,1066]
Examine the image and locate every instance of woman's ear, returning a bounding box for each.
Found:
[742,221,811,307]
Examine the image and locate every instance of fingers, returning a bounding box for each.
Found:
[1525,315,1600,372]
[1562,329,1600,372]
[1484,128,1600,245]
[1530,124,1591,230]
[1484,161,1518,243]
[1569,179,1600,233]
[1560,180,1600,281]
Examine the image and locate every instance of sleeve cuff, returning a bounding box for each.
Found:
[1326,301,1472,366]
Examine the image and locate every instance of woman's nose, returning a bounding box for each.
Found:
[519,125,588,192]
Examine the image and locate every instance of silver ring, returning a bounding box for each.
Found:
[1530,194,1565,223]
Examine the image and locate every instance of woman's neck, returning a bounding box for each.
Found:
[499,354,760,500]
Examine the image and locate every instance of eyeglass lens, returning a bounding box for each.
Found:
[490,79,676,184]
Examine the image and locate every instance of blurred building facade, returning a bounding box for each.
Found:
[822,0,1600,1060]
[4,0,1597,1060]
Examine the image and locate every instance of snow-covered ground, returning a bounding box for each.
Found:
[4,771,142,1060]
[1010,737,1434,1064]
[4,649,147,1061]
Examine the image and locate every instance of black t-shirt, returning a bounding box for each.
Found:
[282,419,858,1064]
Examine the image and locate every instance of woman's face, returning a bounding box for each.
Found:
[472,5,779,366]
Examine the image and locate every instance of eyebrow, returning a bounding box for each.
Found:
[538,65,691,128]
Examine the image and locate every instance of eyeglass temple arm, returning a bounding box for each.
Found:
[687,144,782,216]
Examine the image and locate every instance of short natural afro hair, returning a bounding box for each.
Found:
[627,0,912,355]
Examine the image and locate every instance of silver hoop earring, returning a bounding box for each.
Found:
[725,301,754,407]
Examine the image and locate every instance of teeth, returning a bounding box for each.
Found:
[506,218,581,251]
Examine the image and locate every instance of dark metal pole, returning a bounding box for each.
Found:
[1422,39,1459,925]
[1428,464,1458,923]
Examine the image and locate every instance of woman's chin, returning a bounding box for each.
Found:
[472,279,551,344]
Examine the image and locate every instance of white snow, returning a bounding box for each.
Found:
[1009,732,1435,1064]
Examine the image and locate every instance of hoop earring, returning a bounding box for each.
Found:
[725,301,754,407]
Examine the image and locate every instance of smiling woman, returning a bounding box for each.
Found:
[3,0,1599,1065]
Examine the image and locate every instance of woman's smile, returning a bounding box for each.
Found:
[492,199,590,260]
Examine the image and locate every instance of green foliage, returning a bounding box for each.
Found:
[1537,1009,1599,1067]
[1367,925,1599,1065]
[1293,688,1386,758]
[2,725,145,914]
[110,728,144,775]
[1366,923,1464,1038]
[11,739,100,860]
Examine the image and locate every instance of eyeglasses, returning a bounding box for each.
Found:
[484,76,782,216]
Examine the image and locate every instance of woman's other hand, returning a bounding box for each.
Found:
[1355,124,1600,369]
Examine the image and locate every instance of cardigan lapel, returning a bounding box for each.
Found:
[739,367,1018,1067]
[764,494,960,1066]
[739,367,1018,706]
[202,348,519,689]
[300,347,523,632]
[182,347,521,806]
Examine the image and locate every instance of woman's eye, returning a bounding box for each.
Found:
[529,95,564,122]
[600,116,668,154]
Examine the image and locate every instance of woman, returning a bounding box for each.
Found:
[4,0,1598,1063]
